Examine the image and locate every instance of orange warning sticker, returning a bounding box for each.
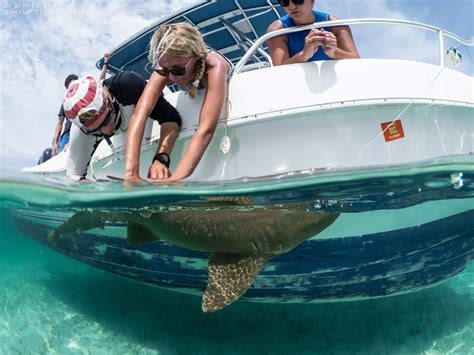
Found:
[381,120,405,142]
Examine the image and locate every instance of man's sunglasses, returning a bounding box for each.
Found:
[154,57,194,77]
[278,0,305,7]
[80,107,115,135]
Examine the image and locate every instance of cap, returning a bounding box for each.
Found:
[63,76,106,129]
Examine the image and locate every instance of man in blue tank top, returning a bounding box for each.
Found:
[267,0,359,65]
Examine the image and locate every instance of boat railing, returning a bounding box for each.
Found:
[231,18,474,77]
[220,17,273,65]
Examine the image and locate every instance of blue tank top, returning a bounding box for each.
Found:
[280,10,332,62]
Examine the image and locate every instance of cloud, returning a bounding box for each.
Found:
[0,0,472,172]
[0,0,194,172]
[317,0,441,63]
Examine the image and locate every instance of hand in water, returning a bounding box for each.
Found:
[147,161,171,180]
[123,175,144,187]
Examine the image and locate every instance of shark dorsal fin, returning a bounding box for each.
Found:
[202,253,269,312]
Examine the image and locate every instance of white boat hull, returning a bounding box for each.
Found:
[24,59,473,182]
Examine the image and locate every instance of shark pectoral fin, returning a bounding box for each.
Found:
[126,222,159,246]
[202,253,269,313]
[47,211,108,242]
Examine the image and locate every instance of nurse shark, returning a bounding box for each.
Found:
[48,201,338,312]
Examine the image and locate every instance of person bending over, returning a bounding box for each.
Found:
[63,55,181,181]
[124,23,230,183]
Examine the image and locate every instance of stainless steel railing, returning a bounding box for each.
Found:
[232,18,474,76]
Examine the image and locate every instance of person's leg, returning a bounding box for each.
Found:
[58,132,70,152]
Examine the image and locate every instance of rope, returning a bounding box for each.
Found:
[219,78,232,156]
[334,66,446,168]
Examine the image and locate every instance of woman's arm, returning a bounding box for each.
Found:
[267,17,360,65]
[327,15,360,59]
[147,122,179,180]
[99,53,111,82]
[267,20,319,66]
[124,72,168,180]
[166,53,228,181]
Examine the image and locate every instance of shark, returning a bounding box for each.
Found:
[48,201,339,312]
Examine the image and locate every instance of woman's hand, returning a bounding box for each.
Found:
[304,29,337,60]
[320,29,337,58]
[125,72,168,182]
[123,174,144,186]
[124,168,144,185]
[147,161,171,180]
[303,29,323,60]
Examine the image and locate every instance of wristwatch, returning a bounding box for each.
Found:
[152,152,170,168]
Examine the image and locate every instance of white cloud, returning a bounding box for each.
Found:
[0,0,472,172]
[317,0,440,63]
[0,0,194,172]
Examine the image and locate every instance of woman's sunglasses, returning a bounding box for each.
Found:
[154,56,194,77]
[80,107,115,135]
[278,0,305,7]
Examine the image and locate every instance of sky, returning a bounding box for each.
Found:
[0,0,473,173]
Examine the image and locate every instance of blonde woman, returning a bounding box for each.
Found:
[125,23,230,182]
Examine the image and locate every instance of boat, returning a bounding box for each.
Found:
[9,0,474,311]
[22,1,473,182]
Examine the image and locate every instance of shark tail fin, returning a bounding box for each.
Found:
[202,253,268,313]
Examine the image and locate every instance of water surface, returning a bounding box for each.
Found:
[1,157,473,354]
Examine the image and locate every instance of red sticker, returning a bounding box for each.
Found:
[381,120,405,142]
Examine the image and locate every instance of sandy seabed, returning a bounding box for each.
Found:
[1,209,473,355]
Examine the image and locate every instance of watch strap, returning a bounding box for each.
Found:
[152,152,170,168]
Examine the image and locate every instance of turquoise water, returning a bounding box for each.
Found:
[1,158,473,354]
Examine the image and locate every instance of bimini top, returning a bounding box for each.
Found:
[97,0,285,79]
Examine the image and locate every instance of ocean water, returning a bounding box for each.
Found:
[0,158,473,354]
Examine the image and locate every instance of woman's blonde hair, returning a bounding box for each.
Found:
[149,22,207,98]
